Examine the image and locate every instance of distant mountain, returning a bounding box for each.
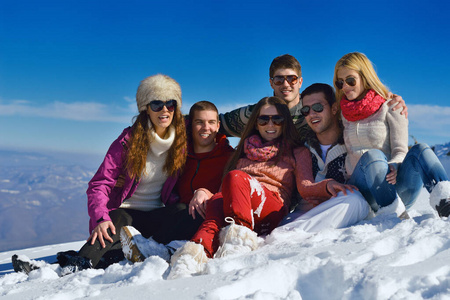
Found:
[432,141,450,158]
[1,142,449,252]
[0,149,100,251]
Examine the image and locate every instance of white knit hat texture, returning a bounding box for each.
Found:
[136,74,182,112]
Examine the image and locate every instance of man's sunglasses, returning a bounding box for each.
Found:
[257,115,285,126]
[270,75,299,86]
[335,77,357,90]
[148,100,177,112]
[300,103,326,116]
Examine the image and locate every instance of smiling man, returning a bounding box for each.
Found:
[300,83,347,184]
[219,54,407,141]
[276,83,370,232]
[119,101,235,263]
[219,54,309,139]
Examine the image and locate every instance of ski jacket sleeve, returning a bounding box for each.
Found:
[293,146,333,205]
[86,128,132,231]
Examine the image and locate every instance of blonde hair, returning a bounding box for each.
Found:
[333,52,389,103]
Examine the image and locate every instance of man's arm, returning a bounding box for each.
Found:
[218,104,256,137]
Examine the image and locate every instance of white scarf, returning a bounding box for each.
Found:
[148,120,175,157]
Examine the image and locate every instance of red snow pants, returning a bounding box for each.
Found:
[191,170,286,257]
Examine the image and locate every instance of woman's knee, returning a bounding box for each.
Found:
[357,150,389,173]
[223,170,250,188]
[360,149,387,165]
[408,143,430,157]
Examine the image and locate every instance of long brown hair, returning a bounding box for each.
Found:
[125,106,187,179]
[224,96,302,175]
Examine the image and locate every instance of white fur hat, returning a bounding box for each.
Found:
[136,74,182,112]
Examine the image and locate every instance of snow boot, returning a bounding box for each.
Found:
[214,217,259,258]
[56,250,79,267]
[167,241,208,279]
[60,255,92,276]
[120,226,147,263]
[430,181,450,217]
[120,226,171,262]
[376,197,409,220]
[11,254,39,275]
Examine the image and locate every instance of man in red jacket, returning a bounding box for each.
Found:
[120,101,235,262]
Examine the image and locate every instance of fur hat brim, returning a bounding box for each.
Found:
[136,74,182,112]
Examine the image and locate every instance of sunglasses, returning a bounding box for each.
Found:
[148,100,177,112]
[257,115,285,126]
[335,77,357,90]
[300,103,327,116]
[270,75,299,86]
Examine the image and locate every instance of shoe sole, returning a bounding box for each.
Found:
[120,226,146,263]
[12,254,37,275]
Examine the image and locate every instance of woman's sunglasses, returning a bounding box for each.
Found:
[300,103,327,116]
[257,115,285,126]
[335,77,357,90]
[148,100,177,112]
[270,75,299,86]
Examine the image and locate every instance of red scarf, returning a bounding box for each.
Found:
[340,89,386,122]
[244,135,280,161]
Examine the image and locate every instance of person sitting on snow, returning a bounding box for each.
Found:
[119,101,235,263]
[167,96,365,279]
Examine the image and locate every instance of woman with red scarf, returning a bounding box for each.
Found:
[334,52,450,218]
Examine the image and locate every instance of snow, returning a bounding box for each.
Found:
[0,187,449,300]
[1,155,449,299]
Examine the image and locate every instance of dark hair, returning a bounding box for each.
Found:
[224,96,303,175]
[301,83,344,156]
[269,54,302,78]
[301,83,336,106]
[186,101,219,143]
[188,101,219,122]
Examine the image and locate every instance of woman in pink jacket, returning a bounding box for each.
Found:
[77,74,187,271]
[168,96,357,279]
[12,74,188,275]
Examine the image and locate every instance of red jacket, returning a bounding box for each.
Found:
[174,133,234,204]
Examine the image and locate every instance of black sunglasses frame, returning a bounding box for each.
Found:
[257,115,285,126]
[148,100,177,112]
[270,75,299,86]
[300,103,326,116]
[335,77,357,90]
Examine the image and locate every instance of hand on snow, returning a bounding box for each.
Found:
[88,221,116,248]
[326,180,358,197]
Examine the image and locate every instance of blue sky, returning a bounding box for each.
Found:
[1,0,450,157]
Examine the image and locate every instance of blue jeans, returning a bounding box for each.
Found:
[348,143,448,211]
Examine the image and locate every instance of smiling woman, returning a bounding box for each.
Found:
[12,74,191,274]
[333,52,450,218]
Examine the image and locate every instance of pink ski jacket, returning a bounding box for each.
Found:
[86,127,177,233]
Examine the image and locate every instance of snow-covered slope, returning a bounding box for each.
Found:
[0,190,449,299]
[0,146,449,299]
